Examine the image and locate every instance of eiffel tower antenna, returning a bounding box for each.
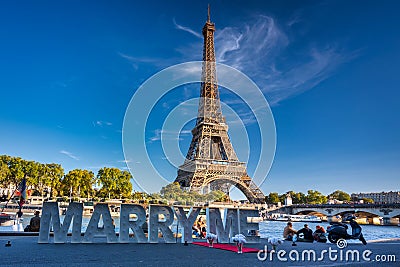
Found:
[174,7,265,204]
[207,4,210,22]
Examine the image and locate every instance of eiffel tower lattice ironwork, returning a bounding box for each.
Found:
[174,7,265,204]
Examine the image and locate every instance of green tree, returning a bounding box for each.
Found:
[148,192,162,202]
[157,183,228,204]
[132,191,146,201]
[62,169,95,198]
[7,157,25,188]
[306,190,327,204]
[46,163,64,198]
[362,198,374,204]
[287,191,307,204]
[266,192,280,204]
[328,190,351,202]
[62,169,81,197]
[96,167,133,199]
[25,161,42,195]
[0,156,10,187]
[160,182,183,200]
[279,194,286,204]
[0,155,66,199]
[209,190,229,202]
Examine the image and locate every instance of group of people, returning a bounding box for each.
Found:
[192,217,206,238]
[283,222,327,243]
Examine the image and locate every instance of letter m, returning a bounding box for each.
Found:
[302,250,316,261]
[38,202,83,244]
[206,208,239,243]
[346,250,360,261]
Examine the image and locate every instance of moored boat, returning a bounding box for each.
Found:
[0,213,24,232]
[269,214,322,223]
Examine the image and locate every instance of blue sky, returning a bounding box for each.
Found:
[0,0,399,198]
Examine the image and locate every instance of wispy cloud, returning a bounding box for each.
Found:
[221,101,258,126]
[118,52,172,70]
[120,13,356,105]
[92,120,112,127]
[149,129,162,142]
[147,129,191,143]
[174,14,357,105]
[173,18,202,39]
[60,150,79,161]
[118,159,131,164]
[264,47,357,104]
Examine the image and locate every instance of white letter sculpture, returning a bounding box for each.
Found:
[206,208,239,243]
[174,206,201,243]
[148,205,174,243]
[239,209,260,243]
[119,204,147,243]
[83,203,117,243]
[38,202,83,244]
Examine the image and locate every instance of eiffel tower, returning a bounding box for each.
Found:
[174,6,265,204]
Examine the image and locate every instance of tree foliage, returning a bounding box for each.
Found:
[0,155,135,200]
[158,182,229,205]
[306,190,327,204]
[0,157,10,186]
[96,167,133,199]
[46,163,64,198]
[7,156,25,187]
[287,191,307,204]
[328,190,351,202]
[62,169,94,198]
[362,198,374,204]
[265,192,280,204]
[265,190,343,205]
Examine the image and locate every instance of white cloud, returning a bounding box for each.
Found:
[118,159,131,164]
[148,129,162,142]
[60,150,79,161]
[173,18,202,39]
[147,129,191,143]
[92,120,112,127]
[120,14,356,106]
[215,15,288,67]
[174,15,356,105]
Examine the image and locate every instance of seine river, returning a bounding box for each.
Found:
[21,215,400,242]
[258,220,400,242]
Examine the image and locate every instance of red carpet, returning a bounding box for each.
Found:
[192,242,260,253]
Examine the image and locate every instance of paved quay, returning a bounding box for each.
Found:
[0,236,398,267]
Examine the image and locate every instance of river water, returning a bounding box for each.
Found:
[259,220,400,242]
[21,215,400,242]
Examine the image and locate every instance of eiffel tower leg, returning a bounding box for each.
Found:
[220,130,238,161]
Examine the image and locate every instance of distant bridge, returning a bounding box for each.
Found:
[278,204,400,225]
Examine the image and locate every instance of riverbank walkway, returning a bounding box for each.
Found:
[0,236,398,266]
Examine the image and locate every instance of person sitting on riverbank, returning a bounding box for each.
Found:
[192,224,201,238]
[192,217,206,238]
[24,210,40,232]
[283,222,297,241]
[198,217,206,236]
[297,224,314,242]
[313,225,327,243]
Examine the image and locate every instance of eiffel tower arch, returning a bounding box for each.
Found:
[174,7,265,204]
